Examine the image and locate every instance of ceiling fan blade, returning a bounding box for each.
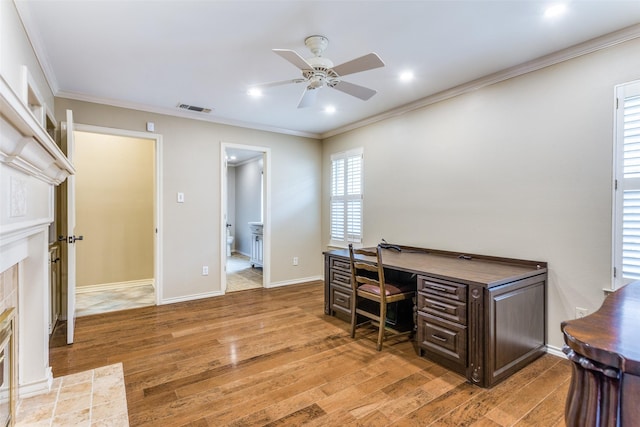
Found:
[250,78,305,90]
[273,49,314,71]
[332,53,385,77]
[332,80,377,101]
[297,87,319,108]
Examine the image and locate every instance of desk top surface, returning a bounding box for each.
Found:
[325,246,547,288]
[562,281,640,375]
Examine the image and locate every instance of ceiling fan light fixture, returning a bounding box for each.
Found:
[247,88,263,97]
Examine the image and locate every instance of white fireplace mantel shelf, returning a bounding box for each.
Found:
[0,75,74,185]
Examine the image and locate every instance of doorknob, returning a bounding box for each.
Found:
[68,235,84,244]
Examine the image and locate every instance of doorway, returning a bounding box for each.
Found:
[72,125,161,315]
[221,143,270,292]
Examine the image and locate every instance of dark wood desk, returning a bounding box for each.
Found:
[324,246,548,388]
[562,281,640,426]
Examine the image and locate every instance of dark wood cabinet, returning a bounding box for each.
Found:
[324,246,547,387]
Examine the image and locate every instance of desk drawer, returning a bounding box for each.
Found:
[330,269,351,288]
[418,276,467,302]
[330,257,351,272]
[418,292,467,325]
[418,312,467,367]
[330,284,352,315]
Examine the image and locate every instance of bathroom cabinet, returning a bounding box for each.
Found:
[249,223,263,268]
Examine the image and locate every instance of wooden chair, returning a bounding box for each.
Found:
[348,244,415,351]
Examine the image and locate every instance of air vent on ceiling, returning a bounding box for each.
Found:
[177,103,213,113]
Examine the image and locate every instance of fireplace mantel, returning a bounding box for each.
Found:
[0,75,74,185]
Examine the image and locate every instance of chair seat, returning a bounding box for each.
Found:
[358,282,413,296]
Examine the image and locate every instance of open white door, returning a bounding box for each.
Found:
[62,110,77,344]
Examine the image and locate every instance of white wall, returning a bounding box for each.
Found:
[0,0,53,108]
[55,98,323,300]
[323,37,640,350]
[235,159,262,256]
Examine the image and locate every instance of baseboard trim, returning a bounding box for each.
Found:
[546,344,567,359]
[160,290,224,305]
[76,278,155,294]
[19,367,53,399]
[266,276,323,289]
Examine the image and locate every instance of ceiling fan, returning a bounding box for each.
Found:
[251,35,385,108]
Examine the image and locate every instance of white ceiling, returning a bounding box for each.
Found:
[15,0,640,138]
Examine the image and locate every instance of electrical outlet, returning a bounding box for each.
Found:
[575,307,588,318]
[202,266,209,276]
[293,257,299,266]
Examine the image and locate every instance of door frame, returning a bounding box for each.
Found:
[220,142,271,292]
[73,123,163,304]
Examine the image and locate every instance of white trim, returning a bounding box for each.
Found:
[220,142,271,295]
[545,344,567,359]
[76,278,154,294]
[17,367,54,399]
[265,276,323,289]
[160,290,224,305]
[72,123,163,307]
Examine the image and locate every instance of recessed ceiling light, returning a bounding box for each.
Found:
[544,3,567,19]
[399,71,414,82]
[247,88,262,97]
[324,105,336,114]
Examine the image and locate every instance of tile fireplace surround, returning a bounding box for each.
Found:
[0,72,74,424]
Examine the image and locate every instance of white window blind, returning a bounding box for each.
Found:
[330,149,363,245]
[614,81,640,288]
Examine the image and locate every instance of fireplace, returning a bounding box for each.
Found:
[0,309,15,427]
[0,73,73,404]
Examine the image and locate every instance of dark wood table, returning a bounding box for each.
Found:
[324,245,548,387]
[562,281,640,426]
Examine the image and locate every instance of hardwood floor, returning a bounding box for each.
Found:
[50,281,570,426]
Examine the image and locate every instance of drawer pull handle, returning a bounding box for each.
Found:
[430,303,448,311]
[431,334,448,342]
[336,298,345,303]
[430,285,449,292]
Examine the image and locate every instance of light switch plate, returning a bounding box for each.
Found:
[177,192,184,203]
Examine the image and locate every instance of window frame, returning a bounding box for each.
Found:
[612,79,640,290]
[329,148,364,247]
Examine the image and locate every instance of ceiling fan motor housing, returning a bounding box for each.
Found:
[304,35,329,56]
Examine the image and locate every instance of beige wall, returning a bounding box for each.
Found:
[74,131,154,287]
[55,98,323,301]
[323,37,640,350]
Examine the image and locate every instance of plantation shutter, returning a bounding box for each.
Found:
[614,82,640,287]
[330,149,363,245]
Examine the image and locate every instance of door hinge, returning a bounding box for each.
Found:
[614,267,617,278]
[616,98,619,109]
[615,179,618,190]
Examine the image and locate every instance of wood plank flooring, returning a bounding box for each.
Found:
[49,281,570,426]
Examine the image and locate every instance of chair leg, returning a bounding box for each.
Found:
[350,297,357,339]
[377,302,386,351]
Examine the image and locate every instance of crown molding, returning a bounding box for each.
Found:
[320,23,640,139]
[13,0,59,95]
[55,90,321,140]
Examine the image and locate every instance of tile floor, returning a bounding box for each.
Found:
[76,285,155,317]
[16,363,129,427]
[226,253,263,292]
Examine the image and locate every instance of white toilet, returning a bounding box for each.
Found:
[226,228,234,256]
